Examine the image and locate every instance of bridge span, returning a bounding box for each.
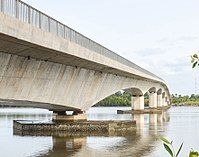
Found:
[0,0,170,115]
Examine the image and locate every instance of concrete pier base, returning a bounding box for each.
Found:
[53,114,87,122]
[117,106,171,114]
[13,120,136,133]
[52,110,87,122]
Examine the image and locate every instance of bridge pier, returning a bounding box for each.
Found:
[52,110,87,122]
[149,92,157,108]
[157,94,163,108]
[162,97,166,107]
[164,97,170,107]
[167,100,170,106]
[131,95,144,110]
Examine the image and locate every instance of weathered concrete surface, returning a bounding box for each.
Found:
[13,120,136,133]
[13,127,137,137]
[149,92,158,108]
[53,114,87,122]
[131,96,144,110]
[0,11,170,111]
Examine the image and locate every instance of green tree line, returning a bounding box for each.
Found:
[94,92,199,107]
[94,91,149,107]
[172,94,199,106]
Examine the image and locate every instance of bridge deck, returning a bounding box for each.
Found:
[0,0,163,82]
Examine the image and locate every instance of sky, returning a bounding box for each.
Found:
[23,0,199,95]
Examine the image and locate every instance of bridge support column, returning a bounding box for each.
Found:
[131,95,144,110]
[157,94,162,108]
[167,100,170,106]
[52,110,87,122]
[162,97,166,107]
[165,97,169,107]
[149,92,157,108]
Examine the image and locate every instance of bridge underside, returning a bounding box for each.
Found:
[0,99,78,111]
[0,50,169,111]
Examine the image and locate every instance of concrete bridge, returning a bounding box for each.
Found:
[0,0,170,116]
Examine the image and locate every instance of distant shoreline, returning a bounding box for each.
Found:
[172,104,199,107]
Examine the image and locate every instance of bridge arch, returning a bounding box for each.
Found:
[148,87,156,93]
[124,88,143,96]
[157,88,162,95]
[162,92,166,98]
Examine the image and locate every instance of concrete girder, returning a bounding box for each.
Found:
[157,89,163,107]
[0,51,170,111]
[149,92,157,108]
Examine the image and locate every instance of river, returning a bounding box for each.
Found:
[0,106,199,157]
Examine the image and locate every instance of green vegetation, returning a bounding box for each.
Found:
[95,53,199,107]
[172,94,199,106]
[160,137,199,157]
[95,91,199,107]
[160,54,199,157]
[191,54,199,69]
[94,91,131,107]
[94,91,149,107]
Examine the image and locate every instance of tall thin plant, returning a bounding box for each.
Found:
[191,54,199,69]
[160,137,183,157]
[160,137,199,157]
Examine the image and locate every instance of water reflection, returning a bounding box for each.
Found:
[13,131,158,157]
[0,107,173,157]
[133,111,170,136]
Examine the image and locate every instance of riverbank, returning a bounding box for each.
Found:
[172,103,199,107]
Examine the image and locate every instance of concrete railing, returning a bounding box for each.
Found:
[0,0,163,81]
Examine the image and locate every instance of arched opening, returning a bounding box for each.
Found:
[144,92,149,107]
[157,89,162,95]
[124,88,143,96]
[124,88,144,110]
[94,90,131,107]
[162,92,166,98]
[165,97,168,105]
[148,87,156,93]
[157,89,163,107]
[162,92,166,106]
